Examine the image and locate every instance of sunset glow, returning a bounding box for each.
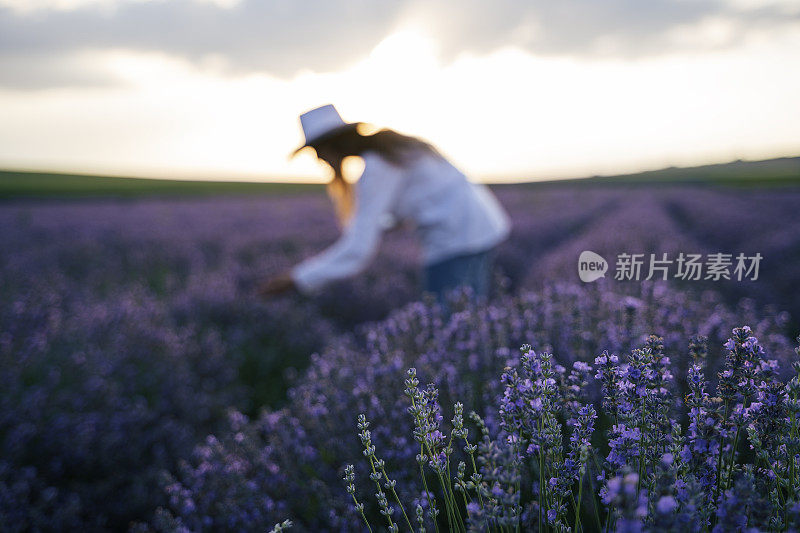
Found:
[0,2,798,182]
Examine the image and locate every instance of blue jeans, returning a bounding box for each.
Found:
[423,248,494,302]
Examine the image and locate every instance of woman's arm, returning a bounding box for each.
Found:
[290,154,404,294]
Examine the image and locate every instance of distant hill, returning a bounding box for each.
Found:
[513,156,800,188]
[1,156,798,198]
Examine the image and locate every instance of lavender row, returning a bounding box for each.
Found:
[148,284,796,531]
[1,183,799,530]
[339,327,800,532]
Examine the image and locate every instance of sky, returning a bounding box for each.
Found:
[0,0,799,183]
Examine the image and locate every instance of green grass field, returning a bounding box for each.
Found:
[1,156,798,199]
[0,170,324,198]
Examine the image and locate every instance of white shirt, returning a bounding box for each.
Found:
[291,149,511,294]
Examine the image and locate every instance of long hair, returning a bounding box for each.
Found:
[310,126,439,226]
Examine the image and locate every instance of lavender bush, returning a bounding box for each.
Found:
[1,184,799,530]
[152,283,796,531]
[339,327,800,532]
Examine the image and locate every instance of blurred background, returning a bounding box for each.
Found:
[0,0,799,182]
[2,2,800,531]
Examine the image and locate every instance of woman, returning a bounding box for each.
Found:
[258,104,511,301]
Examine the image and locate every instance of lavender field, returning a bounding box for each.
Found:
[2,182,800,532]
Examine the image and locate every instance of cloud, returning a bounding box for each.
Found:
[0,0,404,88]
[0,0,797,89]
[0,51,125,89]
[411,0,800,60]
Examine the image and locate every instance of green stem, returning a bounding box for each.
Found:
[377,463,414,531]
[431,466,457,532]
[442,478,456,530]
[538,417,546,532]
[443,436,466,531]
[790,409,797,500]
[464,438,486,511]
[586,466,603,532]
[349,492,373,533]
[459,487,470,515]
[713,401,731,508]
[367,455,396,530]
[637,402,646,495]
[419,445,440,533]
[419,432,461,532]
[513,439,521,533]
[410,392,441,533]
[724,425,741,491]
[539,448,545,532]
[575,467,585,533]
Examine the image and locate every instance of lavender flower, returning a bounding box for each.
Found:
[3,188,799,530]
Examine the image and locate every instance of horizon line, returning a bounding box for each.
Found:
[1,153,798,186]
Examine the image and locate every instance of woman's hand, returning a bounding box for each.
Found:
[257,272,296,298]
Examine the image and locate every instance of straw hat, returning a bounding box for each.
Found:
[292,104,360,156]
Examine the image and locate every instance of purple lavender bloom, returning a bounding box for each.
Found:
[2,189,800,530]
